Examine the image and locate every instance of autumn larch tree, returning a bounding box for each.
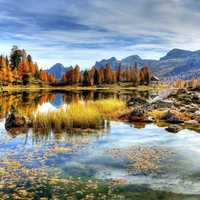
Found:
[73,65,81,84]
[140,65,151,85]
[104,64,113,84]
[132,63,140,86]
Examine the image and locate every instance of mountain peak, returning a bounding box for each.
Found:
[122,55,141,62]
[53,63,64,68]
[95,57,119,70]
[46,63,71,80]
[160,48,193,60]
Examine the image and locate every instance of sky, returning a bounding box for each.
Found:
[0,0,200,69]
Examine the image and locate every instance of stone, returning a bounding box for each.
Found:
[176,88,188,95]
[5,113,26,130]
[166,125,182,133]
[161,111,184,124]
[128,108,152,123]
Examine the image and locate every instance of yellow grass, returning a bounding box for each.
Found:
[33,99,125,132]
[92,99,125,115]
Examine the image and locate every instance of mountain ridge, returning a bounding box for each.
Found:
[94,49,200,79]
[47,48,200,80]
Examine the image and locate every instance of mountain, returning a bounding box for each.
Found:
[94,49,200,80]
[95,55,156,70]
[46,63,71,80]
[47,49,200,81]
[95,57,119,70]
[153,49,200,79]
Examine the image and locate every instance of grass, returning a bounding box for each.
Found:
[2,82,170,92]
[33,98,125,133]
[91,99,125,115]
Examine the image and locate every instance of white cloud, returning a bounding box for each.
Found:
[0,0,200,69]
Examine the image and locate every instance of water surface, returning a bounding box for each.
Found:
[0,90,200,199]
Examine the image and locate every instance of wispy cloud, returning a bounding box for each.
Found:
[0,0,200,68]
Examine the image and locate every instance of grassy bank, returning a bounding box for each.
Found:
[33,99,125,133]
[1,82,170,92]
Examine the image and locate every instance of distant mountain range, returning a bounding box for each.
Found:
[46,49,200,80]
[45,63,72,80]
[95,49,200,79]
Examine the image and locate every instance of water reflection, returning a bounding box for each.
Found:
[1,90,200,198]
[0,90,151,118]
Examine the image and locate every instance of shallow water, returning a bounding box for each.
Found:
[0,90,200,199]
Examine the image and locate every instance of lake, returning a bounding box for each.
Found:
[0,90,200,199]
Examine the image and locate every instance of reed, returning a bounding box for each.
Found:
[92,98,125,115]
[33,99,125,133]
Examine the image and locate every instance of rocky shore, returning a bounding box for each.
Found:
[123,88,200,133]
[4,88,200,134]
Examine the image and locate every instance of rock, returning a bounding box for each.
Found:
[5,113,26,130]
[186,106,197,113]
[194,111,200,121]
[151,100,173,109]
[129,108,152,123]
[166,125,182,133]
[179,107,186,112]
[25,117,33,127]
[161,111,184,124]
[195,111,200,115]
[184,120,199,125]
[127,97,148,106]
[176,88,188,95]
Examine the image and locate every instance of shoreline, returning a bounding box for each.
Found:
[1,83,169,92]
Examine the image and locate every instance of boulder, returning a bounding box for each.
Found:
[128,108,153,123]
[176,88,188,95]
[166,125,182,133]
[161,111,184,124]
[5,113,26,130]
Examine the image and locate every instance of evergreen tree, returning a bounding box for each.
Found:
[83,70,89,86]
[93,68,100,85]
[10,46,23,70]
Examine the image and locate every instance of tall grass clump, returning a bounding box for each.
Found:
[33,102,104,133]
[92,99,125,115]
[32,99,125,133]
[66,103,104,129]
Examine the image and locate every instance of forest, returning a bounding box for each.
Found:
[0,46,151,87]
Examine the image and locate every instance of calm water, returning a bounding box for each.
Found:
[0,90,200,199]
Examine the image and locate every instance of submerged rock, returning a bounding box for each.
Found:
[166,125,181,133]
[5,113,26,130]
[166,125,182,133]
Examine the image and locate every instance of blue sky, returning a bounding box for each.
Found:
[0,0,200,69]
